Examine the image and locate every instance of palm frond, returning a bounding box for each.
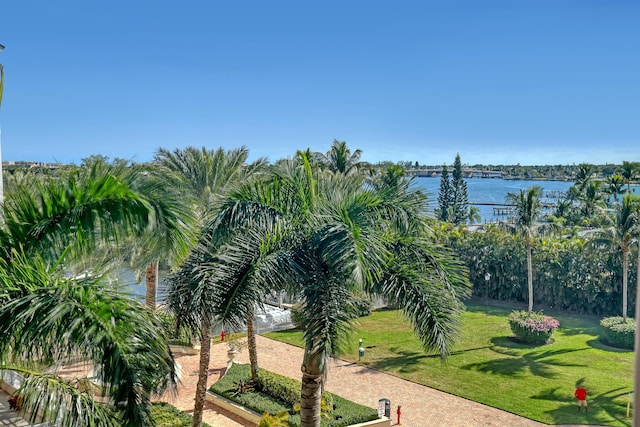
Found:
[0,252,177,426]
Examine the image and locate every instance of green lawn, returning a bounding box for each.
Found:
[265,300,635,426]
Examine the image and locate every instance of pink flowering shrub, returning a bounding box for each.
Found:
[508,310,559,345]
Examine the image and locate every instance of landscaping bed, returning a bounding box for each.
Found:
[150,402,212,427]
[210,363,382,427]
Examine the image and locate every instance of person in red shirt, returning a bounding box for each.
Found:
[574,384,588,412]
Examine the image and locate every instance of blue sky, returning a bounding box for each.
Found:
[1,1,638,166]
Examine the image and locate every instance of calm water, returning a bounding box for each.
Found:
[414,177,575,223]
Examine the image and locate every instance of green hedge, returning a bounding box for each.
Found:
[210,364,378,427]
[150,402,212,427]
[258,369,301,406]
[442,223,637,317]
[600,316,635,349]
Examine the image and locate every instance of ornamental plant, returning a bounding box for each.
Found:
[600,316,635,349]
[508,310,559,345]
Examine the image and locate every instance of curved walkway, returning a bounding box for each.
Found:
[159,336,607,427]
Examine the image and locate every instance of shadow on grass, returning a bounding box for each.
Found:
[366,344,496,374]
[367,349,428,374]
[588,338,633,353]
[531,386,632,426]
[460,338,590,379]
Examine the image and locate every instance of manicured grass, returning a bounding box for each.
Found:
[265,300,635,426]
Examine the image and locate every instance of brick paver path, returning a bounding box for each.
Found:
[159,335,607,427]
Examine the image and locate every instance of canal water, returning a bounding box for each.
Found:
[413,177,574,223]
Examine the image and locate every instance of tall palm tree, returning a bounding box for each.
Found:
[156,146,267,427]
[171,155,470,427]
[141,146,267,310]
[591,194,639,321]
[0,159,181,426]
[295,170,469,427]
[505,186,544,313]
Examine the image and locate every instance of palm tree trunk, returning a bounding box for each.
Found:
[527,243,534,313]
[622,250,629,321]
[145,260,159,310]
[300,347,324,427]
[246,309,259,381]
[192,314,211,427]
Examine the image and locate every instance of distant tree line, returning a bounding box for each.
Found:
[389,160,639,182]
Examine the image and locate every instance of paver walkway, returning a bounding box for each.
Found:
[0,336,611,426]
[0,389,31,426]
[160,335,608,427]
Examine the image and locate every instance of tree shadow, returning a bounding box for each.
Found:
[587,338,633,353]
[530,386,632,426]
[368,349,428,374]
[460,337,590,379]
[368,344,495,374]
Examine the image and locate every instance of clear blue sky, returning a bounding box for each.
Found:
[1,1,638,166]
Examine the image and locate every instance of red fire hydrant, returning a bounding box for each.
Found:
[220,330,226,341]
[396,405,401,425]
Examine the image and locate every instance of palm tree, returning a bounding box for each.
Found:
[171,154,470,427]
[156,146,267,427]
[0,159,181,426]
[574,163,594,194]
[141,146,267,310]
[316,139,367,176]
[0,251,176,427]
[619,161,639,195]
[505,186,544,313]
[591,194,639,321]
[606,174,626,204]
[579,180,606,221]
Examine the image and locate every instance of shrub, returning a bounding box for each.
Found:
[150,402,212,427]
[232,378,256,397]
[508,310,559,345]
[259,410,290,427]
[258,370,301,406]
[352,294,373,317]
[600,316,635,349]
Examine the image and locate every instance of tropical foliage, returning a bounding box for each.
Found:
[442,223,635,316]
[0,158,180,426]
[168,144,470,427]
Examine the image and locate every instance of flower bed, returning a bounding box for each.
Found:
[508,310,559,345]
